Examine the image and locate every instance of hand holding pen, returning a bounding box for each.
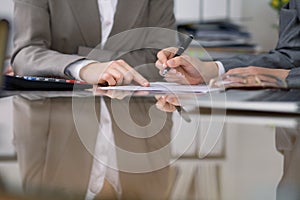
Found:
[156,34,217,85]
[161,35,194,76]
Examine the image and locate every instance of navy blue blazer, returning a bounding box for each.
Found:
[220,0,300,88]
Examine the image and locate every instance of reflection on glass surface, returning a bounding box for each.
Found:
[2,91,300,199]
[10,94,174,200]
[276,127,300,200]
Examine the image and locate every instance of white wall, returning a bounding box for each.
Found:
[240,0,279,51]
[0,0,14,54]
[175,0,202,22]
[0,0,14,21]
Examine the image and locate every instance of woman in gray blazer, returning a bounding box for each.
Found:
[11,0,176,199]
[12,0,175,86]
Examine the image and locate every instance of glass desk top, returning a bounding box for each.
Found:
[1,88,300,200]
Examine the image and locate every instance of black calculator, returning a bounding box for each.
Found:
[4,75,93,91]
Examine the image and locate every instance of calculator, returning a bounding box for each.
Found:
[4,75,93,91]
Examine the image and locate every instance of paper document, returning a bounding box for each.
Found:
[98,82,221,93]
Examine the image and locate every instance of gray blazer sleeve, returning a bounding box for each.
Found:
[220,0,300,72]
[11,0,85,78]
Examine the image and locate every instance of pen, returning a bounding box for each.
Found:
[162,35,194,76]
[175,105,191,123]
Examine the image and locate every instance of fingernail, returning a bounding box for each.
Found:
[176,72,183,77]
[169,69,177,74]
[168,97,175,102]
[143,82,150,87]
[167,60,174,66]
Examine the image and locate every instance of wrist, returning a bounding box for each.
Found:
[79,63,94,82]
[65,59,97,81]
[203,61,219,83]
[79,62,104,84]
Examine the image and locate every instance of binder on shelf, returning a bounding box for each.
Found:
[177,20,258,58]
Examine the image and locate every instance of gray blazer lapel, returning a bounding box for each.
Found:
[67,0,101,47]
[110,0,147,36]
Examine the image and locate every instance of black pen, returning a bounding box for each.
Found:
[175,105,191,123]
[162,35,194,76]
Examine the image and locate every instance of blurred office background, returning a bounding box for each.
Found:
[174,0,278,51]
[0,0,279,54]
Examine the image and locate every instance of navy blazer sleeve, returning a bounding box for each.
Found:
[286,68,300,88]
[220,0,300,72]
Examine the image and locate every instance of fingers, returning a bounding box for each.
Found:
[157,55,191,77]
[132,71,150,87]
[156,47,177,71]
[155,96,177,112]
[156,49,196,81]
[226,66,289,80]
[106,68,124,85]
[166,55,192,69]
[164,69,185,78]
[165,95,180,106]
[157,48,177,64]
[81,60,149,86]
[163,71,188,84]
[157,55,193,77]
[155,95,180,112]
[115,60,149,86]
[226,66,263,76]
[108,60,131,85]
[226,68,248,75]
[99,72,117,86]
[155,60,164,72]
[101,60,149,87]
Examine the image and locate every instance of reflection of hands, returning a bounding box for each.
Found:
[156,94,192,122]
[93,88,149,100]
[93,89,132,99]
[226,66,290,79]
[79,60,150,86]
[155,47,219,84]
[155,95,180,112]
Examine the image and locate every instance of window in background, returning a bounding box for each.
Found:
[174,0,234,22]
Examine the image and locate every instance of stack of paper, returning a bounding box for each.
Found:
[98,82,221,94]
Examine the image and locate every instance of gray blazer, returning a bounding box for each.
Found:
[219,0,300,88]
[11,0,175,79]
